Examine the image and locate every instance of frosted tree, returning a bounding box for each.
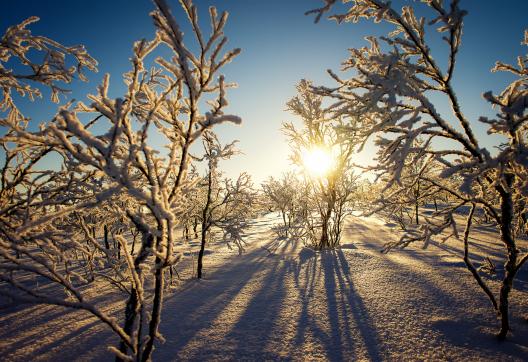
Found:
[261,171,304,237]
[0,5,103,307]
[214,173,256,254]
[195,131,255,278]
[0,16,97,118]
[178,167,202,240]
[0,0,242,360]
[284,80,358,249]
[373,138,446,230]
[308,0,528,339]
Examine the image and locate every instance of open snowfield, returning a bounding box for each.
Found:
[1,213,528,361]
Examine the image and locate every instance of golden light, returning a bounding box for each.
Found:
[301,147,334,177]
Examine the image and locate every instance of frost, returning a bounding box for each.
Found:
[0,0,242,360]
[307,0,528,339]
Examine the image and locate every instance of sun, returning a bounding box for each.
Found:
[301,147,334,177]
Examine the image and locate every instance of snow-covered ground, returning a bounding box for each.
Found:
[1,213,528,361]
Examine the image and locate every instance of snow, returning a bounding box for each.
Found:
[1,212,528,361]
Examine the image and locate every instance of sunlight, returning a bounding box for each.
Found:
[301,147,334,177]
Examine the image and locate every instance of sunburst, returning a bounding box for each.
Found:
[301,147,334,177]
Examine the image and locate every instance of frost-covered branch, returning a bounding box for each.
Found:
[1,0,242,360]
[308,0,527,339]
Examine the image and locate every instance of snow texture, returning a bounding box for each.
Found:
[1,212,527,361]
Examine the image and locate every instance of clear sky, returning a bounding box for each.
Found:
[2,0,527,184]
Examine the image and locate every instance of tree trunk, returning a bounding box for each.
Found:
[117,288,139,361]
[197,167,214,279]
[116,235,121,259]
[415,199,419,225]
[104,224,110,249]
[498,245,517,340]
[463,204,498,312]
[131,233,137,256]
[415,182,420,225]
[141,258,164,362]
[197,224,207,279]
[281,209,287,230]
[319,213,330,249]
[319,185,337,249]
[319,202,333,249]
[193,218,198,238]
[496,174,516,340]
[117,218,153,360]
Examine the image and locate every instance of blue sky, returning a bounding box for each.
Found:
[2,0,527,183]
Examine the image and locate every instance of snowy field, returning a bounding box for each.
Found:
[1,213,528,361]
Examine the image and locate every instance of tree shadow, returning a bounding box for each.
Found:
[157,233,387,361]
[0,276,127,361]
[343,217,528,355]
[5,213,528,361]
[0,302,117,361]
[431,315,528,359]
[326,250,382,361]
[289,248,382,361]
[219,254,290,359]
[155,242,281,360]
